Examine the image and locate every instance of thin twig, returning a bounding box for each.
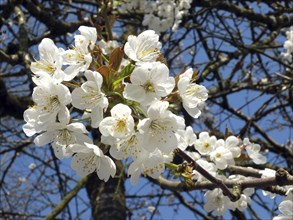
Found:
[174,148,240,201]
[45,176,88,220]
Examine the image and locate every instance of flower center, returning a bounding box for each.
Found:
[143,81,155,93]
[185,85,200,96]
[57,129,73,146]
[215,152,222,158]
[204,143,210,149]
[43,95,60,112]
[115,119,127,133]
[36,61,55,75]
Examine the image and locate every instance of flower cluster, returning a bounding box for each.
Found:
[282,26,293,62]
[177,131,267,215]
[23,26,275,217]
[23,27,209,183]
[119,0,192,33]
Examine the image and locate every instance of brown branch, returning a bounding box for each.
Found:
[22,0,89,36]
[194,0,293,30]
[45,176,88,220]
[174,148,240,201]
[156,169,293,195]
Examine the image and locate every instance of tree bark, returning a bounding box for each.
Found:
[85,161,126,220]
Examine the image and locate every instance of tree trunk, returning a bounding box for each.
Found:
[85,160,126,220]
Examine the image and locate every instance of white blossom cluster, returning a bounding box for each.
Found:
[282,26,293,62]
[178,131,267,215]
[118,0,192,33]
[23,26,279,217]
[23,27,209,183]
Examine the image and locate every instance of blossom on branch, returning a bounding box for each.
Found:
[70,143,116,181]
[71,70,108,128]
[124,30,161,62]
[123,62,175,106]
[178,68,208,118]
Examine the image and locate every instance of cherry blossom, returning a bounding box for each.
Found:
[210,145,234,170]
[99,104,134,139]
[137,100,185,154]
[70,143,116,181]
[282,27,293,62]
[78,26,97,50]
[204,188,231,216]
[244,138,267,164]
[71,70,108,128]
[273,188,293,220]
[30,38,65,82]
[98,39,119,55]
[124,30,161,62]
[176,126,197,151]
[128,147,173,185]
[32,75,71,125]
[34,109,92,159]
[178,68,208,118]
[123,62,175,106]
[62,34,92,79]
[193,132,217,155]
[109,134,141,160]
[23,107,45,137]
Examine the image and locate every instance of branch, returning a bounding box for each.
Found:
[45,176,88,220]
[194,0,293,30]
[174,148,240,201]
[22,0,89,36]
[155,165,293,196]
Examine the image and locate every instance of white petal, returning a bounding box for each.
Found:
[71,153,96,177]
[99,117,115,137]
[34,132,56,146]
[97,155,116,181]
[183,103,201,118]
[91,107,104,128]
[52,142,72,159]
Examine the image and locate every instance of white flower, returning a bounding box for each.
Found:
[204,188,231,216]
[34,109,92,159]
[23,107,45,137]
[70,143,116,181]
[99,104,134,139]
[176,126,197,151]
[224,136,241,158]
[230,194,251,212]
[124,30,161,62]
[137,101,185,154]
[98,39,119,55]
[179,0,192,10]
[32,75,72,125]
[282,27,293,62]
[260,168,277,199]
[192,159,217,181]
[18,177,27,183]
[30,38,65,82]
[123,62,175,106]
[244,138,266,164]
[147,206,156,213]
[72,70,108,128]
[178,68,208,118]
[62,34,92,79]
[128,148,173,185]
[273,188,293,220]
[109,134,140,160]
[193,132,217,155]
[78,26,97,50]
[28,163,36,170]
[210,146,234,170]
